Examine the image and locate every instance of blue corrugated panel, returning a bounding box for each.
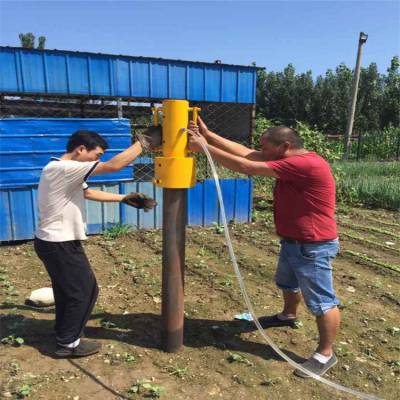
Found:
[0,118,136,188]
[0,47,257,104]
[0,179,252,241]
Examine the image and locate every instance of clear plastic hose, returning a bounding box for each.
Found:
[199,141,382,400]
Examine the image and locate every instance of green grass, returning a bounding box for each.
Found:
[103,223,133,239]
[333,161,400,210]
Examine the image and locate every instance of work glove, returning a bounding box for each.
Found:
[136,125,163,151]
[121,192,157,212]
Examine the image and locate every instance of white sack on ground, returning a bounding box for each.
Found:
[25,287,55,307]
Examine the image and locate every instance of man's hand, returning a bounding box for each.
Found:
[197,116,209,136]
[121,192,157,212]
[187,129,208,153]
[136,126,162,151]
[188,116,209,138]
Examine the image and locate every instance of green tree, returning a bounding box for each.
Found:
[257,58,398,135]
[310,64,352,133]
[37,36,46,49]
[381,56,400,128]
[19,32,35,48]
[257,64,313,126]
[18,32,46,49]
[356,63,383,132]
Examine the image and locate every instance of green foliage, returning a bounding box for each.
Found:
[128,379,165,398]
[17,384,32,398]
[227,352,253,366]
[1,335,24,346]
[295,121,342,161]
[253,116,273,147]
[332,161,400,210]
[122,352,136,363]
[212,222,224,234]
[348,126,400,160]
[163,363,188,378]
[37,36,46,50]
[103,223,133,239]
[18,32,46,49]
[257,57,400,135]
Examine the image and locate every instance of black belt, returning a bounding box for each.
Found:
[281,238,336,245]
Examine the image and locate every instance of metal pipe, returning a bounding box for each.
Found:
[161,188,187,352]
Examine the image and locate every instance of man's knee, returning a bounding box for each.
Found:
[306,302,339,317]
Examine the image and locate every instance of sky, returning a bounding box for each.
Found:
[0,0,399,77]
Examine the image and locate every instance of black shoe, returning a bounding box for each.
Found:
[294,354,338,378]
[55,339,101,358]
[258,314,299,329]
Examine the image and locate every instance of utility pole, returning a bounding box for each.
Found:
[343,32,368,160]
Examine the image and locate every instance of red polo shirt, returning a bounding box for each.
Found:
[266,152,337,242]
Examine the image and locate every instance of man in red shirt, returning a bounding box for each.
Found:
[188,118,340,378]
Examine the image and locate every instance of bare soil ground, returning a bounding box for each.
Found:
[1,205,399,400]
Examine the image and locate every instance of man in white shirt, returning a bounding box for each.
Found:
[34,128,160,358]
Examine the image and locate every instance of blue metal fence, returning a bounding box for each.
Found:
[0,47,257,104]
[0,179,253,241]
[0,118,134,188]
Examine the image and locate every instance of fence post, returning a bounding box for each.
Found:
[356,132,362,161]
[117,97,123,119]
[249,104,256,147]
[80,98,85,117]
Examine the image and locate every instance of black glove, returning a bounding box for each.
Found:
[136,126,163,151]
[121,192,157,212]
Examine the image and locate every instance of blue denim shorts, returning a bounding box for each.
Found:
[275,239,340,316]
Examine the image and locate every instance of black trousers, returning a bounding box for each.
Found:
[34,237,99,345]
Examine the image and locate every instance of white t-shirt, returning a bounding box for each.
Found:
[35,157,99,242]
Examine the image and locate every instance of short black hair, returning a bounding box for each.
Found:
[66,130,109,153]
[263,126,303,149]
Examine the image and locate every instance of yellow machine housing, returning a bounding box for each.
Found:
[154,99,199,188]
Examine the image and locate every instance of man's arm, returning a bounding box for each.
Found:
[206,130,264,161]
[84,189,157,212]
[84,189,124,202]
[206,144,277,177]
[92,141,143,175]
[189,118,264,161]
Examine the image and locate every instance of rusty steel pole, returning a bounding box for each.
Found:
[154,99,198,352]
[161,188,187,352]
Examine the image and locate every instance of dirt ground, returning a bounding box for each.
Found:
[1,204,399,400]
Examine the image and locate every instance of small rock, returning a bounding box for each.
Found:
[343,365,350,371]
[346,286,356,293]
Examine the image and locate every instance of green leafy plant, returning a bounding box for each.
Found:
[212,222,224,234]
[128,379,165,398]
[17,384,32,398]
[103,224,133,239]
[122,352,136,363]
[163,363,188,379]
[1,335,24,346]
[227,352,253,366]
